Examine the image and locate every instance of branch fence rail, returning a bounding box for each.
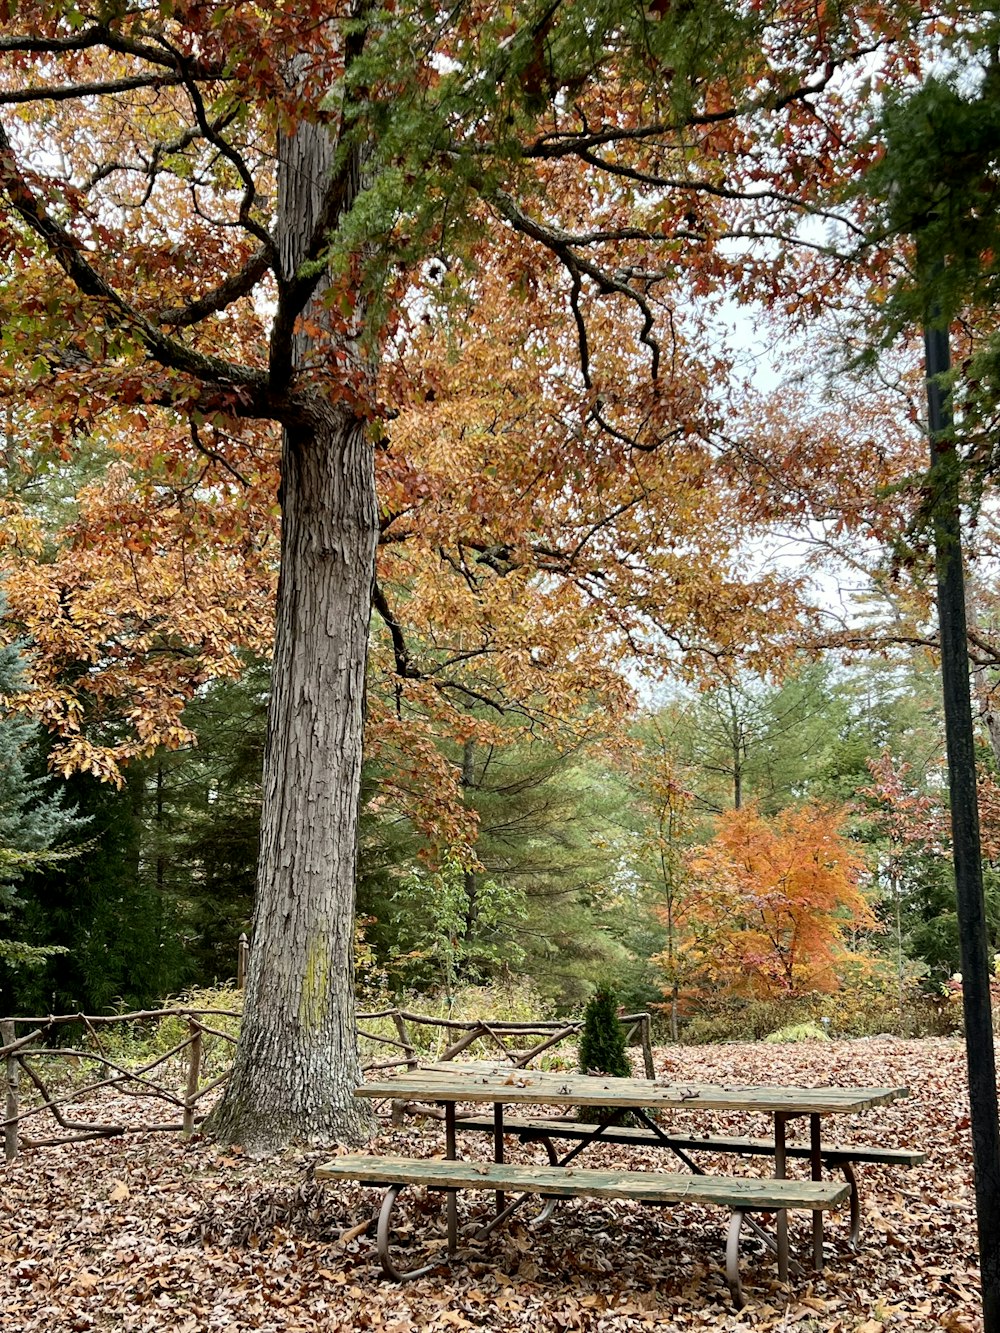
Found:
[1,1007,654,1162]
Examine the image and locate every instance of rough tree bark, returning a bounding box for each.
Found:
[209,108,378,1151]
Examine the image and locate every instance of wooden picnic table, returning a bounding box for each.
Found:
[351,1062,911,1284]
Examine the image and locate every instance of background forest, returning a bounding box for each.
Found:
[2,605,992,1042]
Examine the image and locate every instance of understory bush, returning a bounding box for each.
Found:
[764,1020,830,1043]
[680,978,953,1044]
[681,995,816,1044]
[942,959,1000,1036]
[93,984,243,1082]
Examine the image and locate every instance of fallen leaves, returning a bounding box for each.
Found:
[0,1037,988,1332]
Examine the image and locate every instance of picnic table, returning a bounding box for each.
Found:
[317,1062,919,1306]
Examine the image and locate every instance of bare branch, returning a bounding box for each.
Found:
[161,38,277,260]
[0,71,188,104]
[188,421,252,488]
[372,581,420,679]
[0,118,272,406]
[490,189,661,377]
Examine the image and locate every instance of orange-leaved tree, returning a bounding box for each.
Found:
[671,801,874,1003]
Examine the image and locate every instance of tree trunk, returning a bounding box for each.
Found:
[210,399,377,1151]
[209,102,378,1152]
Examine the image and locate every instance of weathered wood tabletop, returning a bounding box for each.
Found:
[355,1061,909,1115]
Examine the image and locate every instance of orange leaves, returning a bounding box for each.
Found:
[0,411,279,781]
[677,801,873,1001]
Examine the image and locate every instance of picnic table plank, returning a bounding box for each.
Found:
[355,1063,908,1114]
[316,1153,850,1211]
[453,1115,928,1165]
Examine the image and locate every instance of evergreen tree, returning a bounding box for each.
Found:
[157,665,269,983]
[7,764,189,1015]
[579,984,630,1078]
[0,606,86,982]
[0,647,270,1014]
[361,734,628,1009]
[578,983,632,1124]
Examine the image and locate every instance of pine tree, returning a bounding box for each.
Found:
[6,764,188,1016]
[0,606,86,976]
[578,984,631,1124]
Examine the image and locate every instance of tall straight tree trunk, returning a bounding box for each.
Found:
[210,104,378,1152]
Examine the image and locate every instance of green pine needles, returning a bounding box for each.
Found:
[0,596,86,973]
[578,983,631,1123]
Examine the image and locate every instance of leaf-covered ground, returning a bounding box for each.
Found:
[0,1039,984,1332]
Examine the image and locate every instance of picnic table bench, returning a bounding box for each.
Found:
[453,1113,927,1247]
[317,1152,849,1307]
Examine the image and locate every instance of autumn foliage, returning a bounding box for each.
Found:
[665,802,874,1003]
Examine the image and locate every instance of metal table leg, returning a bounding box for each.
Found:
[494,1101,505,1218]
[775,1112,789,1284]
[840,1159,861,1248]
[725,1209,748,1309]
[810,1112,824,1271]
[376,1184,444,1281]
[445,1101,458,1254]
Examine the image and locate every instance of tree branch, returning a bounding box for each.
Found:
[187,421,252,489]
[0,23,224,77]
[372,581,420,679]
[0,72,188,104]
[0,118,270,404]
[156,245,273,327]
[162,39,277,259]
[490,189,661,379]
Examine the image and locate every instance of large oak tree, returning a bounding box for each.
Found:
[0,0,936,1149]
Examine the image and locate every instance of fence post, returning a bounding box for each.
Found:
[237,933,249,989]
[2,1019,19,1162]
[639,1013,655,1081]
[182,1019,203,1137]
[391,1010,417,1069]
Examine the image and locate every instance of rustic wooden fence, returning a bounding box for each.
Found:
[0,1008,239,1161]
[361,1008,655,1077]
[1,1006,655,1162]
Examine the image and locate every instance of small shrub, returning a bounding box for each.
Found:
[941,962,1000,1037]
[681,995,814,1045]
[579,985,630,1076]
[763,1021,830,1043]
[150,985,243,1077]
[578,984,630,1123]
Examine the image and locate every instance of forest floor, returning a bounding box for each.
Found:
[0,1037,982,1332]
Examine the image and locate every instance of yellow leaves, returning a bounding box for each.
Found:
[0,414,279,778]
[52,740,125,787]
[0,500,46,558]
